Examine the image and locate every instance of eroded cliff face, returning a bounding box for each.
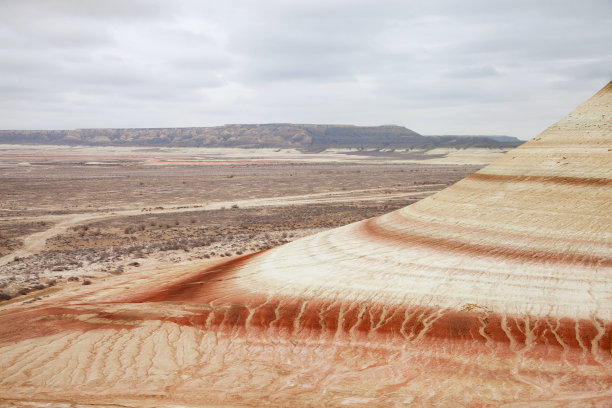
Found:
[0,124,520,150]
[1,83,611,407]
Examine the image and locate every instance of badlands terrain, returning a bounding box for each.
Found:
[0,82,611,407]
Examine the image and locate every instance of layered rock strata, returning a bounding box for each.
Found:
[1,82,611,407]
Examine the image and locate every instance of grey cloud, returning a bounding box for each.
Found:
[225,1,399,82]
[446,66,499,79]
[562,58,612,81]
[0,0,610,139]
[1,0,173,22]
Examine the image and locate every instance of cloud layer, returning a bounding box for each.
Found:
[1,0,610,139]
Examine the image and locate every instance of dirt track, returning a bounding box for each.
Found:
[0,186,443,266]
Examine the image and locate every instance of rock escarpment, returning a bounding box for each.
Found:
[0,82,611,407]
[0,124,519,150]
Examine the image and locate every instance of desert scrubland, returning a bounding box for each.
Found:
[0,146,485,305]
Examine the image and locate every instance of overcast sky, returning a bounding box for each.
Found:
[0,0,610,139]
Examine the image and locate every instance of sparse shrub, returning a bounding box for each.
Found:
[0,293,11,301]
[231,204,239,209]
[128,261,140,267]
[82,279,92,285]
[67,276,79,282]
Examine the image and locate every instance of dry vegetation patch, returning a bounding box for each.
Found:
[0,150,483,303]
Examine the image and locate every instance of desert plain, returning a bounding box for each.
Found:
[0,145,487,314]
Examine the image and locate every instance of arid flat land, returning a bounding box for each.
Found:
[0,144,497,304]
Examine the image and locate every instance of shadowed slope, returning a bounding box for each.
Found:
[0,82,611,407]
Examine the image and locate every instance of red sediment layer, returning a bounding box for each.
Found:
[121,251,263,303]
[118,256,612,362]
[2,256,610,366]
[467,172,612,187]
[360,217,612,268]
[0,307,135,344]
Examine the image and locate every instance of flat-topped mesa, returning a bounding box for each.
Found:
[0,123,521,150]
[0,82,611,407]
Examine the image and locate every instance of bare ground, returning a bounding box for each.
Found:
[0,145,489,303]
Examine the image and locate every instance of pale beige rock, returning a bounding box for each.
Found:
[0,82,611,407]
